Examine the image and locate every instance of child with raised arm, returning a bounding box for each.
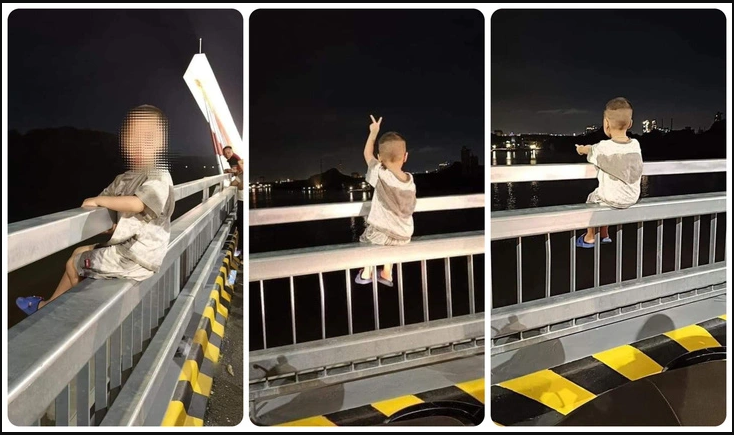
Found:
[16,105,175,315]
[355,115,417,287]
[575,97,643,248]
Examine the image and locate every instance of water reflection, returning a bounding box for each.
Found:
[530,181,539,208]
[506,182,516,210]
[640,175,650,198]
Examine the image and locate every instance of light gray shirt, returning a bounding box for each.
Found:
[98,170,175,272]
[587,138,644,208]
[364,158,417,240]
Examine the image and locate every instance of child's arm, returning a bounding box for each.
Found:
[364,115,382,164]
[83,196,145,213]
[575,145,592,155]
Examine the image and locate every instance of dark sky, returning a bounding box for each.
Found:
[492,9,726,135]
[8,9,243,156]
[249,9,485,182]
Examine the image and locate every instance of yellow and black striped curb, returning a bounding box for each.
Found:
[277,378,484,426]
[491,315,727,427]
[162,231,240,426]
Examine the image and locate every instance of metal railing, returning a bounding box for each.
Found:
[490,159,727,355]
[8,175,236,426]
[249,194,485,402]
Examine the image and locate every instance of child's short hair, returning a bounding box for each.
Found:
[120,105,169,169]
[604,97,633,130]
[378,132,407,163]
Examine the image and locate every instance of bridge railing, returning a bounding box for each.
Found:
[248,194,485,402]
[490,159,727,356]
[7,174,236,426]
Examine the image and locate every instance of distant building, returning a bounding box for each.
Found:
[651,120,657,131]
[493,130,503,136]
[585,125,598,134]
[714,112,723,122]
[351,172,361,178]
[642,120,651,133]
[461,146,479,176]
[438,161,451,170]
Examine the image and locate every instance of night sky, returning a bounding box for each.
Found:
[8,9,243,157]
[249,9,485,182]
[492,9,726,135]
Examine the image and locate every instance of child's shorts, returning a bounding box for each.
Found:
[360,224,411,246]
[75,245,155,281]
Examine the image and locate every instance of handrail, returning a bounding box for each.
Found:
[250,313,484,380]
[249,193,484,226]
[7,174,230,273]
[490,159,726,183]
[249,230,484,281]
[7,187,234,426]
[491,192,725,241]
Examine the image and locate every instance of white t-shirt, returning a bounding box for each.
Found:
[98,169,175,272]
[587,138,643,208]
[364,158,417,241]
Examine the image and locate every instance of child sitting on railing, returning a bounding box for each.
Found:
[354,115,417,287]
[575,97,643,248]
[16,105,175,315]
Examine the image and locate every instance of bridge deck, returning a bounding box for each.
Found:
[253,354,484,426]
[491,315,726,426]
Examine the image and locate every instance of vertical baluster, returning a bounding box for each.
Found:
[143,290,152,341]
[76,363,90,426]
[675,217,682,271]
[397,263,405,326]
[344,270,353,335]
[421,260,429,322]
[121,311,134,372]
[467,255,475,313]
[132,300,143,356]
[319,272,327,338]
[371,267,380,330]
[94,341,108,418]
[594,230,600,287]
[693,215,701,267]
[656,219,663,274]
[109,325,122,392]
[260,280,267,349]
[173,257,181,299]
[545,233,551,298]
[709,213,717,264]
[636,222,644,279]
[157,277,164,322]
[616,225,622,283]
[445,258,452,318]
[290,276,298,343]
[570,231,576,292]
[55,385,70,426]
[516,237,523,302]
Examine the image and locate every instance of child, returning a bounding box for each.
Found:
[16,105,175,315]
[355,115,417,287]
[575,97,643,248]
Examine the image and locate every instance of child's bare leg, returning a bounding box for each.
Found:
[600,226,610,239]
[584,227,596,244]
[41,245,94,308]
[360,267,372,280]
[381,263,393,280]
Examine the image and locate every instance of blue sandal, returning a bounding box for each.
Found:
[602,236,612,244]
[355,269,373,285]
[16,296,44,316]
[576,234,595,249]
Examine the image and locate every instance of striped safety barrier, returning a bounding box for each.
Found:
[162,229,240,426]
[491,315,727,426]
[278,378,484,426]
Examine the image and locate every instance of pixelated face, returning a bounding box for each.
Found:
[223,147,234,159]
[120,107,169,171]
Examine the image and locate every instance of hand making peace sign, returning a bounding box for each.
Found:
[369,114,383,135]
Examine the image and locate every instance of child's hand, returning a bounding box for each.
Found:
[575,144,588,155]
[369,114,382,136]
[82,197,99,208]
